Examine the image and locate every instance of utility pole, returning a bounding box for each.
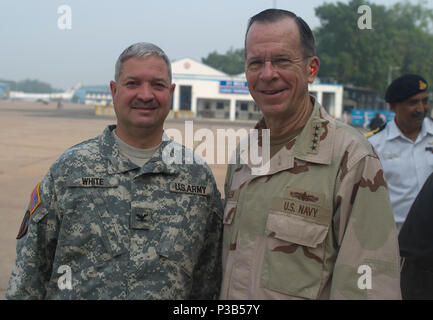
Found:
[388,65,400,85]
[273,0,277,8]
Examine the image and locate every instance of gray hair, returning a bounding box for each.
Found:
[114,42,172,82]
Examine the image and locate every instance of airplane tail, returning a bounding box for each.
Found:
[68,82,82,94]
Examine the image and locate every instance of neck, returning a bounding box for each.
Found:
[114,126,163,149]
[395,119,421,142]
[265,95,313,136]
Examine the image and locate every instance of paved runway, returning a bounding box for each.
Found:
[0,100,254,298]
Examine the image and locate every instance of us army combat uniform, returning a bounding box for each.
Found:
[6,125,223,299]
[220,99,401,300]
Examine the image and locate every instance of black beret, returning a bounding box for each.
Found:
[385,74,428,103]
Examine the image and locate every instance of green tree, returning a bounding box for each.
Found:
[0,78,60,93]
[201,47,245,75]
[314,0,433,94]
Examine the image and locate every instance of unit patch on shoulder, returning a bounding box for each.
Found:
[16,210,30,240]
[29,182,41,215]
[16,182,41,239]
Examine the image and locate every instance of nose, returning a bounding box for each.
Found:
[259,60,277,81]
[415,99,428,113]
[136,82,154,102]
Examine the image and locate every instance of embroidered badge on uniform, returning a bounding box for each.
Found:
[16,210,30,239]
[29,182,41,215]
[308,121,321,154]
[419,80,427,90]
[17,183,41,239]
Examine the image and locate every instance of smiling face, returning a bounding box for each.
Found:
[245,17,319,122]
[391,91,429,134]
[110,55,175,143]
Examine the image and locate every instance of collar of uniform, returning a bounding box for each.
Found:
[387,117,433,142]
[422,117,433,137]
[135,134,179,177]
[98,125,178,175]
[244,97,334,178]
[99,125,139,174]
[293,98,335,165]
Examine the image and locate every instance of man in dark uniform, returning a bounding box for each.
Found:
[399,171,433,299]
[368,74,433,233]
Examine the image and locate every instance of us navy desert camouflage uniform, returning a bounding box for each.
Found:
[220,98,401,299]
[6,125,223,299]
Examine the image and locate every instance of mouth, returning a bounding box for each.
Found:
[259,88,287,96]
[132,106,157,110]
[412,113,426,120]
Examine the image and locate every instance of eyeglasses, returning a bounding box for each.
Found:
[246,55,312,72]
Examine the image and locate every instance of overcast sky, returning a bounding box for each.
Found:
[0,0,426,90]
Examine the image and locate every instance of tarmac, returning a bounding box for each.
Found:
[0,100,254,299]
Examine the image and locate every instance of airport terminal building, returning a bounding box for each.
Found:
[171,58,343,121]
[75,58,343,121]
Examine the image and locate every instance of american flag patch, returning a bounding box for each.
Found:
[29,182,41,215]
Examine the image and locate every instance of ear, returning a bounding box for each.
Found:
[110,80,117,98]
[170,83,176,96]
[307,56,320,84]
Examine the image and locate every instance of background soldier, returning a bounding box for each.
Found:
[220,9,401,300]
[368,74,433,233]
[5,42,223,299]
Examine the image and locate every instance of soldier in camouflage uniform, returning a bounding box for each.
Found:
[220,9,401,299]
[6,42,223,299]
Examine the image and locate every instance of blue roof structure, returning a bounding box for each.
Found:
[73,85,111,104]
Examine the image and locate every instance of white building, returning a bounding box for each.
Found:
[171,58,344,121]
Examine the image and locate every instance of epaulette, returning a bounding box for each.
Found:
[364,122,387,138]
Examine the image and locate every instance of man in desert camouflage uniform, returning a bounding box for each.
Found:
[6,42,223,299]
[220,9,401,300]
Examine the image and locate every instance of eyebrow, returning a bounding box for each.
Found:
[407,97,428,103]
[246,54,298,61]
[123,76,169,83]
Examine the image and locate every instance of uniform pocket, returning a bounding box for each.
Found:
[261,211,329,299]
[158,227,193,274]
[59,186,120,270]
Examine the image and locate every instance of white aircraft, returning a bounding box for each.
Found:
[9,82,81,103]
